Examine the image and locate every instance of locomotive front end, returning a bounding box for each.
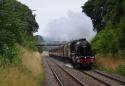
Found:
[74,39,95,69]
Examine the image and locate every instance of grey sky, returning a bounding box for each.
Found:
[18,0,96,41]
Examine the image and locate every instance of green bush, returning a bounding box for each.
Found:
[0,45,21,67]
[116,64,125,76]
[92,22,120,55]
[0,0,39,66]
[83,0,125,57]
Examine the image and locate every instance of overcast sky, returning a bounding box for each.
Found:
[18,0,96,41]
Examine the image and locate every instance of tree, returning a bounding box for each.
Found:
[0,0,39,65]
[82,0,125,55]
[82,0,124,32]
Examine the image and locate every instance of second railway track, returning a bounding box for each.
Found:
[93,70,125,84]
[46,56,125,86]
[81,70,125,86]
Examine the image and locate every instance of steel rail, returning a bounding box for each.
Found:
[50,58,86,86]
[47,59,64,86]
[93,70,125,85]
[82,71,111,86]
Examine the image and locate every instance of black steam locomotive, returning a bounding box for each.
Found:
[49,38,95,69]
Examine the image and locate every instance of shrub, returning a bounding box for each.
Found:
[92,22,120,55]
[116,64,125,76]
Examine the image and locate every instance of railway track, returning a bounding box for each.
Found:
[47,62,64,86]
[82,70,125,86]
[47,56,125,86]
[93,70,125,85]
[46,57,86,86]
[82,71,110,86]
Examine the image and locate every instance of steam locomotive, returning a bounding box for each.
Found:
[49,38,95,69]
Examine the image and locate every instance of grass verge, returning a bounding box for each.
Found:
[0,45,44,86]
[95,54,125,77]
[0,65,37,86]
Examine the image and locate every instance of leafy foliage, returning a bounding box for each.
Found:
[82,0,124,32]
[34,35,48,52]
[34,35,44,45]
[116,64,125,76]
[82,0,125,56]
[0,0,39,66]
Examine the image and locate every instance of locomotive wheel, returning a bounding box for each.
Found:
[74,63,81,69]
[79,64,92,70]
[86,65,92,70]
[88,64,92,70]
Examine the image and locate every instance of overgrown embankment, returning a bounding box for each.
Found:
[95,55,125,76]
[82,0,125,76]
[18,45,43,76]
[0,0,44,85]
[0,45,44,86]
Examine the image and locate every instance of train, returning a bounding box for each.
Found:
[49,38,95,69]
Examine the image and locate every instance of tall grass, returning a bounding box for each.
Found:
[0,45,44,86]
[95,54,125,76]
[0,66,37,86]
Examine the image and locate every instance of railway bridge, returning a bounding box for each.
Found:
[36,43,65,52]
[36,44,63,46]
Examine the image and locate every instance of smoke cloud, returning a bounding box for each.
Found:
[43,11,96,42]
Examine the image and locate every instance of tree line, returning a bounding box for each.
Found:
[0,0,39,66]
[82,0,125,56]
